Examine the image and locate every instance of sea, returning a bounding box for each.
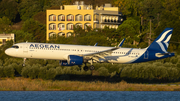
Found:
[0,91,180,101]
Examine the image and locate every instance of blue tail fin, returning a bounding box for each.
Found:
[147,28,173,53]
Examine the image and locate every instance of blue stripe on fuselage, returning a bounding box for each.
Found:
[132,50,174,63]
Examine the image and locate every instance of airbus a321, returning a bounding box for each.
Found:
[5,28,175,71]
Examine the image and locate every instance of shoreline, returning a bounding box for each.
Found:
[0,77,180,91]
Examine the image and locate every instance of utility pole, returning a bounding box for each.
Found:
[147,19,153,45]
[149,19,151,46]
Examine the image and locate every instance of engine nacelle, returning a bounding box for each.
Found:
[60,55,83,66]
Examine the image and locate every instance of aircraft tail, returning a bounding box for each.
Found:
[147,28,173,53]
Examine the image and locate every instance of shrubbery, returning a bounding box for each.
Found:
[3,65,14,78]
[0,55,180,82]
[97,67,109,77]
[0,66,4,77]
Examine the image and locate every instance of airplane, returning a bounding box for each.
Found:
[5,28,175,71]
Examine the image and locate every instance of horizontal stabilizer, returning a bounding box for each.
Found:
[157,52,174,55]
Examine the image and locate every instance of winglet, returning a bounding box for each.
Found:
[118,38,125,47]
[94,43,98,46]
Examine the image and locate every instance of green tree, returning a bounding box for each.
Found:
[0,0,18,22]
[28,64,40,79]
[113,0,142,17]
[141,0,163,19]
[50,0,63,6]
[33,11,46,24]
[12,30,35,43]
[38,66,47,79]
[11,63,23,75]
[0,66,4,77]
[154,0,180,53]
[46,68,56,79]
[0,16,12,32]
[117,18,140,44]
[22,19,46,42]
[0,40,13,60]
[3,65,15,78]
[21,65,30,78]
[97,67,109,77]
[18,0,42,21]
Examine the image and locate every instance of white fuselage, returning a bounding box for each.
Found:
[5,42,147,64]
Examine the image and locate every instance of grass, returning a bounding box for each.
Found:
[0,77,180,91]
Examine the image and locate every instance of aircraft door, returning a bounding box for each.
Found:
[23,44,28,53]
[144,50,148,59]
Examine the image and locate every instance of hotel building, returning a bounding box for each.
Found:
[46,1,123,40]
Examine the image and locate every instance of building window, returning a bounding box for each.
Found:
[75,23,83,28]
[112,25,115,28]
[49,15,56,21]
[67,14,74,21]
[2,39,6,45]
[116,17,118,23]
[67,32,72,37]
[67,23,74,30]
[58,15,65,21]
[58,32,65,37]
[58,23,65,31]
[49,32,56,37]
[49,23,56,30]
[116,25,118,29]
[102,16,106,22]
[75,14,82,21]
[84,14,91,21]
[84,23,91,29]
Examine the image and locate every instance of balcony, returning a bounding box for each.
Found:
[49,15,56,21]
[76,14,83,21]
[58,23,65,31]
[84,14,91,21]
[67,14,74,21]
[58,15,65,21]
[67,23,74,30]
[49,23,56,30]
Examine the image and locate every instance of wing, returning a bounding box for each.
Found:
[82,38,125,62]
[83,47,120,62]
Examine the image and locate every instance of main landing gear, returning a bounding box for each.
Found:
[82,59,95,71]
[83,64,94,71]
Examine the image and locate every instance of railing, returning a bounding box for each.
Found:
[75,18,82,21]
[59,19,65,21]
[84,19,91,21]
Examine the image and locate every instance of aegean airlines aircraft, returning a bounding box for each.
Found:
[5,28,174,70]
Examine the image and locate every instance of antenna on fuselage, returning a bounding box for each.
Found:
[26,41,28,43]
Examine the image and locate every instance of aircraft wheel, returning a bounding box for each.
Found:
[22,64,25,67]
[89,65,95,70]
[83,66,89,71]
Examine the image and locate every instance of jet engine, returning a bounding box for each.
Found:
[60,55,83,66]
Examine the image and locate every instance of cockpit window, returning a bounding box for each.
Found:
[11,45,19,49]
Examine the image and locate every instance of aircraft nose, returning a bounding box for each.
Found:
[5,49,11,56]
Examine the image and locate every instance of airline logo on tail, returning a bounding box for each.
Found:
[156,29,173,53]
[147,28,173,53]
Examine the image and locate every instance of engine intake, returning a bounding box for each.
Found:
[60,55,83,66]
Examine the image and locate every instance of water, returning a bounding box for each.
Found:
[0,91,180,101]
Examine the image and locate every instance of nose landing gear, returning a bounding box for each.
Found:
[22,58,26,66]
